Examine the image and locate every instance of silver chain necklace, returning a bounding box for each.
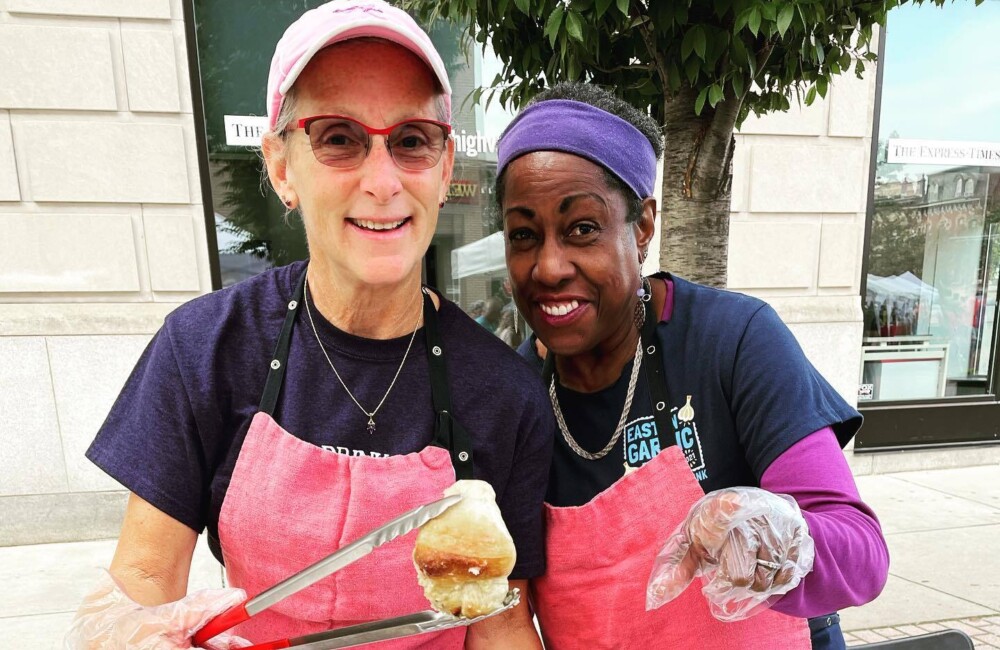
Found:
[549,335,644,461]
[303,277,422,435]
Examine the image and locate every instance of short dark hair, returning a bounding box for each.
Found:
[494,82,664,224]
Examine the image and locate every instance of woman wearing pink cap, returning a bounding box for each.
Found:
[64,2,551,648]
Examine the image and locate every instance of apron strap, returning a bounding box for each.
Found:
[258,269,307,415]
[640,294,674,437]
[542,348,555,386]
[422,288,475,480]
[219,268,306,566]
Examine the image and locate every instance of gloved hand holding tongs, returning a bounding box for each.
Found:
[64,571,252,650]
[65,495,519,650]
[193,494,519,650]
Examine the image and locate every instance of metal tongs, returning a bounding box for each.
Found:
[238,589,520,650]
[193,494,521,650]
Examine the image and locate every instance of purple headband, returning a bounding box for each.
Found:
[497,99,657,199]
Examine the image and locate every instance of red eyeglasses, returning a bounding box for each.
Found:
[289,114,452,171]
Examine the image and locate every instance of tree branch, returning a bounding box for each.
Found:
[681,36,777,201]
[592,62,656,74]
[690,89,742,201]
[752,37,778,84]
[628,1,669,89]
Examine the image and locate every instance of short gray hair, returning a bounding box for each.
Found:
[272,87,300,139]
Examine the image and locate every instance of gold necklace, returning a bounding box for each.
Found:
[303,278,422,434]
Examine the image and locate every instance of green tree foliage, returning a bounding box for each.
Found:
[403,0,981,286]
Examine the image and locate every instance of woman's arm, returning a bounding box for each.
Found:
[65,493,253,649]
[109,492,198,605]
[464,580,542,649]
[762,428,889,617]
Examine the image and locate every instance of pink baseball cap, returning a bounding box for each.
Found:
[266,0,452,131]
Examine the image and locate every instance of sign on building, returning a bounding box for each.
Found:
[887,138,1000,168]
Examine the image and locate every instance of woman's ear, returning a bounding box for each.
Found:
[262,133,295,206]
[635,197,657,252]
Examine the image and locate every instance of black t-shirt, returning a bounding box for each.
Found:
[521,274,862,507]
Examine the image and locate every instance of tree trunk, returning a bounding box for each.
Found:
[659,87,740,288]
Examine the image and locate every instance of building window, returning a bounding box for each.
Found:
[863,0,1000,404]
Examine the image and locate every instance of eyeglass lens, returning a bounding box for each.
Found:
[305,117,446,170]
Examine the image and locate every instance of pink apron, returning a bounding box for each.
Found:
[531,303,811,649]
[215,270,474,648]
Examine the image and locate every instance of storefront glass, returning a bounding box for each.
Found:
[191,1,522,346]
[862,0,1000,403]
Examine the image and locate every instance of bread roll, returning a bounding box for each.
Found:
[413,480,516,617]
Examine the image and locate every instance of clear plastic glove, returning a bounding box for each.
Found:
[64,570,253,650]
[646,487,814,621]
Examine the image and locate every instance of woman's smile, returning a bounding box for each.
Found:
[535,297,589,326]
[346,216,412,238]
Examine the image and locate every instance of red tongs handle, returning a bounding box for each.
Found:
[192,601,251,647]
[242,640,292,649]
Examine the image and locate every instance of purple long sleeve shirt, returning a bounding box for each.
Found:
[665,277,887,615]
[762,428,890,617]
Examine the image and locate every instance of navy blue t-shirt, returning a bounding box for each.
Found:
[521,274,862,507]
[87,261,555,579]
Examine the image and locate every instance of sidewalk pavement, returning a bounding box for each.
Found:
[2,463,999,649]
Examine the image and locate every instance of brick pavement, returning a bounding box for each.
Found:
[844,615,1000,648]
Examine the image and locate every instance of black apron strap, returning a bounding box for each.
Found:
[640,294,674,437]
[541,348,556,386]
[258,269,307,415]
[422,289,475,480]
[214,269,307,565]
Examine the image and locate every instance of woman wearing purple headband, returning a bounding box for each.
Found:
[65,2,551,648]
[499,82,888,650]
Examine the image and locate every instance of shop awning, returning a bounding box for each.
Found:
[451,231,506,279]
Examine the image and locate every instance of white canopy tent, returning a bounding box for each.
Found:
[451,231,506,279]
[866,272,937,300]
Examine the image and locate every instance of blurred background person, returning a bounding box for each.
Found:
[475,296,503,333]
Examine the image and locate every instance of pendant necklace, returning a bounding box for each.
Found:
[303,277,422,434]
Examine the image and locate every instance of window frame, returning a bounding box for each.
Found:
[182,0,224,290]
[857,25,1000,451]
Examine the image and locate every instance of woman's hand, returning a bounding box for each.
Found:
[63,570,251,649]
[464,580,542,649]
[646,487,815,621]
